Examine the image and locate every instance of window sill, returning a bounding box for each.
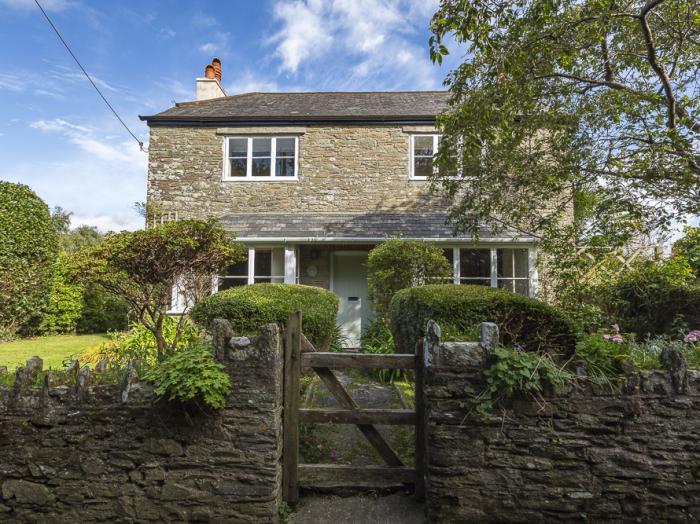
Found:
[222,177,299,183]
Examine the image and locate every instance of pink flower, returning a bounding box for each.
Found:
[684,330,700,343]
[611,323,620,333]
[603,333,623,344]
[329,450,337,462]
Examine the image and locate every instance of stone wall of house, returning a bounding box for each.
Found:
[147,125,450,218]
[423,323,700,523]
[0,322,284,523]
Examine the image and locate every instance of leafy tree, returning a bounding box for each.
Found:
[429,0,700,242]
[51,206,72,234]
[673,225,700,279]
[60,225,104,253]
[367,239,452,317]
[39,253,84,335]
[70,219,246,361]
[0,181,58,336]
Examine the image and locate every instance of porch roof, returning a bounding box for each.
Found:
[220,212,529,242]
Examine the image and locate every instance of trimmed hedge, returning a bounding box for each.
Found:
[390,284,576,357]
[191,284,339,350]
[0,181,58,335]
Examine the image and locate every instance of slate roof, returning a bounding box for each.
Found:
[141,91,450,124]
[219,212,502,240]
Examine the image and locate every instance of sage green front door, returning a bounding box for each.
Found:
[331,251,372,348]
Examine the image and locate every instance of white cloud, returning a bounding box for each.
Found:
[198,31,232,57]
[30,118,145,169]
[271,0,332,73]
[269,0,444,89]
[72,213,143,232]
[225,71,281,95]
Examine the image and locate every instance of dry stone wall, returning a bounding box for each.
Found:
[147,125,450,218]
[0,323,284,523]
[423,324,700,523]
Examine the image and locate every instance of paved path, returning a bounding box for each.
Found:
[291,371,425,523]
[287,493,426,524]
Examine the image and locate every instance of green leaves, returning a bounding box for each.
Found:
[430,0,700,242]
[467,345,572,418]
[367,239,453,318]
[0,181,59,336]
[143,342,231,410]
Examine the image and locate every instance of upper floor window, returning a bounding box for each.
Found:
[224,136,298,181]
[410,134,440,180]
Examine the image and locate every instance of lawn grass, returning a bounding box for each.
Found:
[0,334,110,371]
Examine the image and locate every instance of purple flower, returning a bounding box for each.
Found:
[329,450,337,462]
[603,333,623,344]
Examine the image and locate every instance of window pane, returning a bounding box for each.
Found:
[252,158,271,177]
[229,138,247,157]
[414,136,434,156]
[497,279,515,293]
[254,250,272,276]
[497,249,528,278]
[276,158,295,177]
[414,157,433,178]
[252,137,272,156]
[276,137,295,156]
[460,249,491,278]
[461,278,491,286]
[229,158,246,177]
[218,278,247,291]
[224,259,248,277]
[443,248,453,265]
[496,279,529,296]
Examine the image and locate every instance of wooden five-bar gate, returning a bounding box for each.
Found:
[282,311,425,504]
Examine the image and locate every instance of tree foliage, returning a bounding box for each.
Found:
[0,181,59,335]
[70,219,246,360]
[367,239,452,317]
[430,0,700,241]
[673,225,700,279]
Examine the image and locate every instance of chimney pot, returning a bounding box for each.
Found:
[212,58,222,82]
[204,64,216,79]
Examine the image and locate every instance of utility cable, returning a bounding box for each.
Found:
[33,0,147,152]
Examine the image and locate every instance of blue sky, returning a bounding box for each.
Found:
[0,0,459,231]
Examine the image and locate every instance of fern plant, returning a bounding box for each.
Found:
[143,342,231,409]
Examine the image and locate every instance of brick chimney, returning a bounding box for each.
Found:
[196,58,226,101]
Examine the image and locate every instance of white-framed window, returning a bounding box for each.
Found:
[409,134,440,180]
[223,136,298,181]
[445,247,537,297]
[212,247,288,292]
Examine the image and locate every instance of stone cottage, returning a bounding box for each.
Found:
[140,59,538,347]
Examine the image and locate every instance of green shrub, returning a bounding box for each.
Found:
[143,342,231,409]
[390,284,576,357]
[81,316,202,365]
[598,258,700,336]
[360,318,410,383]
[367,239,452,317]
[468,345,572,417]
[673,225,700,280]
[575,333,700,377]
[191,284,339,350]
[76,284,130,334]
[0,181,59,335]
[38,253,84,335]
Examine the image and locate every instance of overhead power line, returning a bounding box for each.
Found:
[33,0,147,152]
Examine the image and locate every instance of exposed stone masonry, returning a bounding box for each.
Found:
[0,323,284,523]
[147,125,450,219]
[423,323,700,523]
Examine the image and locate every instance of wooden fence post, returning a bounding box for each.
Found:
[283,311,302,504]
[414,337,426,500]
